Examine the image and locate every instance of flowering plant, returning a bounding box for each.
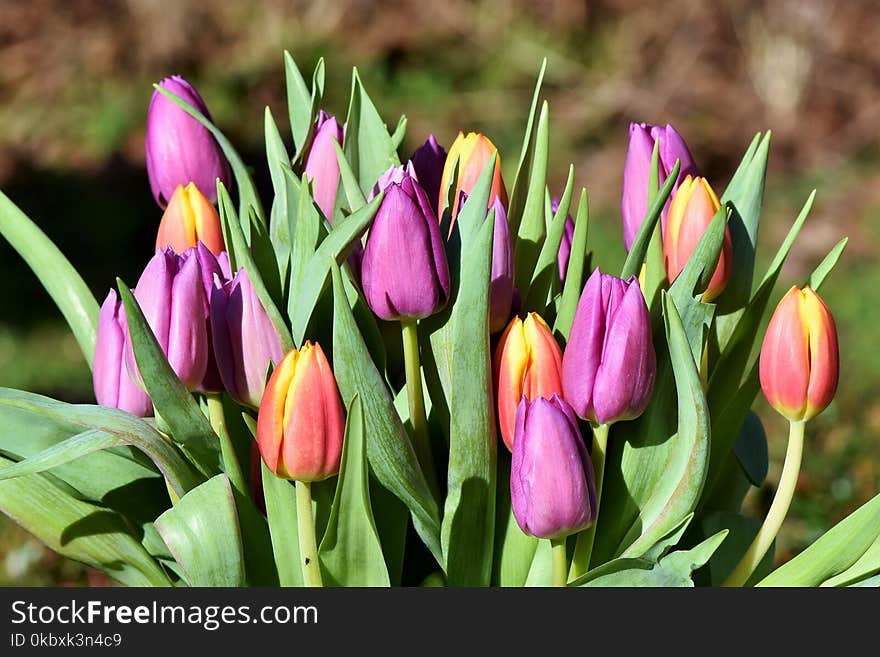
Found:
[0,53,876,588]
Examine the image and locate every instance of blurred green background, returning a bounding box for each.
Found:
[1,0,878,585]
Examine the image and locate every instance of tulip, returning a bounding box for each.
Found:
[663,175,732,302]
[304,111,344,220]
[438,131,507,220]
[371,162,418,199]
[156,183,225,256]
[489,197,515,334]
[621,122,698,251]
[551,197,575,284]
[562,269,656,426]
[759,285,839,422]
[510,394,597,540]
[121,248,209,391]
[410,134,447,215]
[256,342,344,481]
[211,267,285,408]
[145,75,230,208]
[494,312,564,451]
[93,289,153,417]
[361,171,450,321]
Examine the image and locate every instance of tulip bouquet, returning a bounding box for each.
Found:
[0,53,878,589]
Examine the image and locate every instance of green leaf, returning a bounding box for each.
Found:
[284,51,324,160]
[0,388,202,498]
[0,191,99,368]
[248,206,284,311]
[553,189,590,343]
[334,140,367,212]
[116,280,223,478]
[822,535,880,587]
[260,461,302,586]
[733,410,768,486]
[155,474,245,587]
[574,531,727,587]
[0,453,171,586]
[287,169,324,338]
[757,492,880,587]
[154,83,264,227]
[492,451,538,586]
[695,511,774,586]
[343,68,400,196]
[265,106,293,287]
[808,237,848,290]
[442,214,497,586]
[319,395,390,586]
[330,263,443,566]
[390,115,407,150]
[621,160,680,280]
[507,58,547,238]
[512,101,549,297]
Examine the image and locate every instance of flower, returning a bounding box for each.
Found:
[438,131,507,220]
[551,197,575,284]
[155,183,225,256]
[410,134,447,215]
[304,111,345,220]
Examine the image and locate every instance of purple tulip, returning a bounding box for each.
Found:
[489,197,514,334]
[551,197,576,284]
[621,123,698,251]
[361,171,450,321]
[562,269,656,425]
[410,135,447,216]
[211,268,284,408]
[304,111,345,220]
[371,162,418,199]
[510,394,597,539]
[121,248,209,391]
[93,290,153,417]
[145,75,231,208]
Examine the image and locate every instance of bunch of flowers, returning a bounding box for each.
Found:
[0,54,876,588]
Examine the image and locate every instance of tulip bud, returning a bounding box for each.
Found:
[510,394,597,539]
[145,75,231,208]
[663,175,732,302]
[621,122,698,251]
[493,313,564,451]
[361,172,451,321]
[156,183,225,256]
[438,131,508,220]
[410,134,447,215]
[304,111,345,220]
[122,249,209,391]
[256,342,345,481]
[211,267,285,408]
[489,197,514,334]
[93,290,153,417]
[551,197,576,284]
[759,286,839,422]
[563,269,656,425]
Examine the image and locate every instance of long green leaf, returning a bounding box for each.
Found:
[554,189,590,342]
[319,395,390,586]
[284,51,324,160]
[266,106,293,287]
[0,191,99,368]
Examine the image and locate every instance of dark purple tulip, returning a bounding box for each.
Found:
[551,197,575,284]
[361,171,450,321]
[145,75,230,208]
[121,248,209,391]
[489,197,514,334]
[304,111,345,220]
[510,394,597,539]
[211,268,284,408]
[562,269,656,425]
[93,290,153,417]
[410,135,447,216]
[621,123,698,251]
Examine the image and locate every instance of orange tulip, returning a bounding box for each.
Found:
[155,182,225,256]
[493,313,564,451]
[663,176,732,302]
[256,342,345,481]
[438,132,507,221]
[759,286,839,422]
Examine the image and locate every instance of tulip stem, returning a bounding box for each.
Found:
[723,420,805,587]
[296,481,323,587]
[568,422,610,582]
[206,392,247,500]
[551,539,568,587]
[401,319,440,500]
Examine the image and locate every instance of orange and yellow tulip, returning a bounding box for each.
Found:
[155,182,225,256]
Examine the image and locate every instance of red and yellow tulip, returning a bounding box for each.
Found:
[438,132,507,221]
[155,182,225,256]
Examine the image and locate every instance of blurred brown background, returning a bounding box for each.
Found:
[1,0,878,584]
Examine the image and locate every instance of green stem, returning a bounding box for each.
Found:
[401,319,439,500]
[206,393,247,499]
[568,422,610,581]
[723,420,805,587]
[551,538,568,587]
[296,481,323,587]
